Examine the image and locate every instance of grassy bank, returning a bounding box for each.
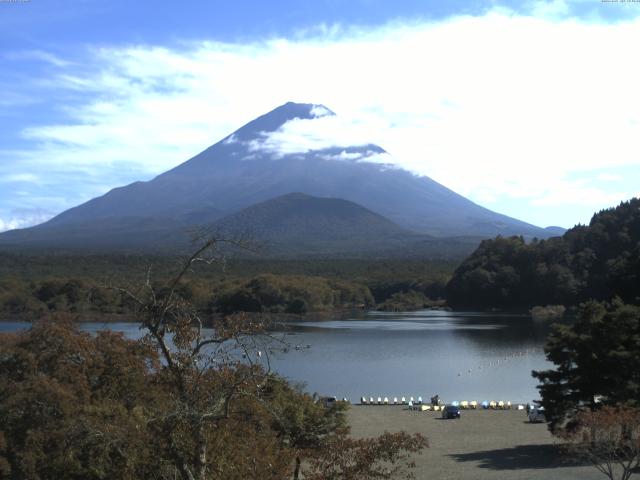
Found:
[347,406,601,480]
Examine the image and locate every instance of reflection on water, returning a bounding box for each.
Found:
[0,322,30,333]
[286,320,504,331]
[270,310,552,404]
[1,310,553,404]
[79,322,146,339]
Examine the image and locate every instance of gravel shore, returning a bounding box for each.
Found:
[347,406,603,480]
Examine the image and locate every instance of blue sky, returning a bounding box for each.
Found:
[1,0,639,231]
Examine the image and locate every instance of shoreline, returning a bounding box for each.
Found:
[0,304,550,324]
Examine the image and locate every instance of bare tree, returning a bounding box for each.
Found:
[117,236,278,480]
[112,234,428,480]
[559,406,640,480]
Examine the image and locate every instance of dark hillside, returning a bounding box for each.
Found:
[446,198,640,308]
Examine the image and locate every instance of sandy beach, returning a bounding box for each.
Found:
[347,406,603,480]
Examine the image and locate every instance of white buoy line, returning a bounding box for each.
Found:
[455,347,542,377]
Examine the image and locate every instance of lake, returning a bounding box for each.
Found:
[1,310,552,404]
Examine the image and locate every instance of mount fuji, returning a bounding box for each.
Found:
[0,102,553,255]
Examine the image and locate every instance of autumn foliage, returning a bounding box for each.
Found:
[559,406,640,480]
[304,431,428,480]
[0,317,161,479]
[0,318,427,479]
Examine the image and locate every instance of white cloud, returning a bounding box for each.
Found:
[596,173,623,182]
[310,105,333,118]
[530,180,629,207]
[223,134,238,144]
[4,9,640,227]
[4,49,72,67]
[0,173,40,183]
[527,0,570,19]
[320,151,364,161]
[317,150,396,166]
[0,208,54,232]
[246,115,387,156]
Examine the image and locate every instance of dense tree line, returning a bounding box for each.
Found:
[0,254,456,284]
[0,275,373,320]
[213,274,374,314]
[447,198,640,308]
[0,277,127,319]
[0,257,452,319]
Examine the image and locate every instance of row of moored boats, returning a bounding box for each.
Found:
[360,397,526,410]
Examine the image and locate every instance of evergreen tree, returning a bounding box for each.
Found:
[447,198,640,308]
[533,302,640,432]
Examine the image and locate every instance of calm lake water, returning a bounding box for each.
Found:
[1,310,552,404]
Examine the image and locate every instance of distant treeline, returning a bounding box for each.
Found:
[447,198,640,308]
[0,256,453,320]
[3,199,638,316]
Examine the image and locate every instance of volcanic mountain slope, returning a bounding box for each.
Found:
[211,192,424,256]
[0,102,552,254]
[0,192,481,258]
[216,192,407,239]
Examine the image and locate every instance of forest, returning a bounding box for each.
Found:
[0,255,453,320]
[446,198,640,308]
[2,199,639,319]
